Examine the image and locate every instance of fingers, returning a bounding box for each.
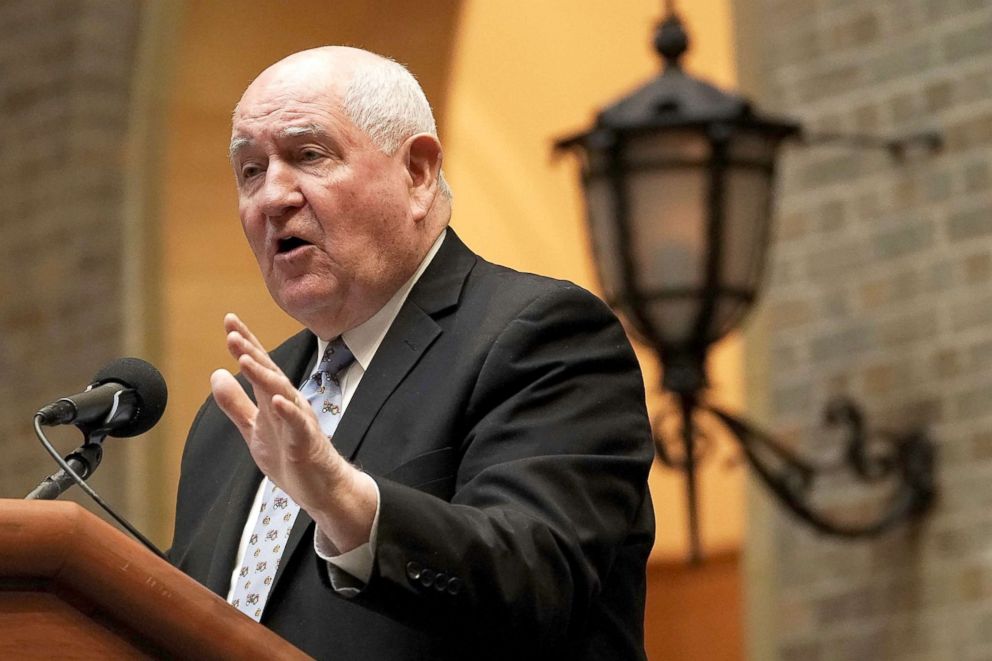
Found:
[216,312,323,467]
[237,351,300,403]
[224,314,280,372]
[272,393,314,436]
[224,312,262,347]
[226,330,276,369]
[219,312,300,422]
[224,313,267,358]
[210,369,257,440]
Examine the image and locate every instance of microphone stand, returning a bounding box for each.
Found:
[24,417,167,560]
[26,435,105,501]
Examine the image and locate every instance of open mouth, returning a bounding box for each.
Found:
[276,236,312,254]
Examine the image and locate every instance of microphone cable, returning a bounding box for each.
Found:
[29,414,168,561]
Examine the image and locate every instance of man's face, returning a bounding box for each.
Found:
[230,62,420,337]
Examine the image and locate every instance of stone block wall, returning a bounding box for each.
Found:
[736,0,992,658]
[0,1,142,510]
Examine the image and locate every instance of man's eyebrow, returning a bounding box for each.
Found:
[279,124,327,140]
[229,136,251,160]
[229,125,327,160]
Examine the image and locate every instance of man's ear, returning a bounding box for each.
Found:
[403,134,443,221]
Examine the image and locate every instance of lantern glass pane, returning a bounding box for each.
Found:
[628,169,707,290]
[585,173,624,301]
[627,165,708,346]
[645,297,701,346]
[709,165,774,341]
[722,167,773,289]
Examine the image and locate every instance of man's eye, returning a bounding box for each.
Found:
[300,149,322,161]
[241,164,262,179]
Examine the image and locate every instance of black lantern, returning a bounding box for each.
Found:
[557,10,936,562]
[557,13,798,398]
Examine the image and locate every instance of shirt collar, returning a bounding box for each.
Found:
[316,229,447,371]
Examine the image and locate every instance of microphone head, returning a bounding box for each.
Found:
[92,357,169,437]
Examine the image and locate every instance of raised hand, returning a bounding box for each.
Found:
[210,313,376,553]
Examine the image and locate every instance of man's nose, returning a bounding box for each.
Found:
[259,161,304,219]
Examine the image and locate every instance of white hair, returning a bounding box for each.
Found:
[342,54,452,200]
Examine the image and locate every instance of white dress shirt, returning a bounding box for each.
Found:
[226,230,446,602]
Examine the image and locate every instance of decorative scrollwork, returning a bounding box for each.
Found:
[652,400,713,469]
[658,394,936,540]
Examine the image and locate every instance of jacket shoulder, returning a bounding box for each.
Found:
[465,257,617,321]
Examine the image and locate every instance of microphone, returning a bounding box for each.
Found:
[25,357,171,559]
[35,357,168,437]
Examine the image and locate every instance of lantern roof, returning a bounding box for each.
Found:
[556,15,800,150]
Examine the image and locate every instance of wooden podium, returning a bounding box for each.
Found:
[0,499,309,659]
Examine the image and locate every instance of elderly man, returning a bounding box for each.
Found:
[169,46,655,660]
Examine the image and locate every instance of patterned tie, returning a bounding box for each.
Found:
[231,338,355,621]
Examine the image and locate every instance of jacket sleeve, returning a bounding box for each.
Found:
[349,284,655,655]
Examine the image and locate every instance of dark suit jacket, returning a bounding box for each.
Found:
[170,231,655,660]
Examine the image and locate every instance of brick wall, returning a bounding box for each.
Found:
[737,0,992,658]
[0,1,142,511]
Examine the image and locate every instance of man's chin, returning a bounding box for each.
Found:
[270,280,339,323]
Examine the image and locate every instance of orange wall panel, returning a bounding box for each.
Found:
[645,552,743,660]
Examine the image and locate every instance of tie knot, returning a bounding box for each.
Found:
[316,338,355,380]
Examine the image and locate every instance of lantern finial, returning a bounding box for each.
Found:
[654,13,688,69]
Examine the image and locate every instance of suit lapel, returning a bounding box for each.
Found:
[333,304,442,461]
[272,230,477,589]
[203,456,262,595]
[327,229,476,463]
